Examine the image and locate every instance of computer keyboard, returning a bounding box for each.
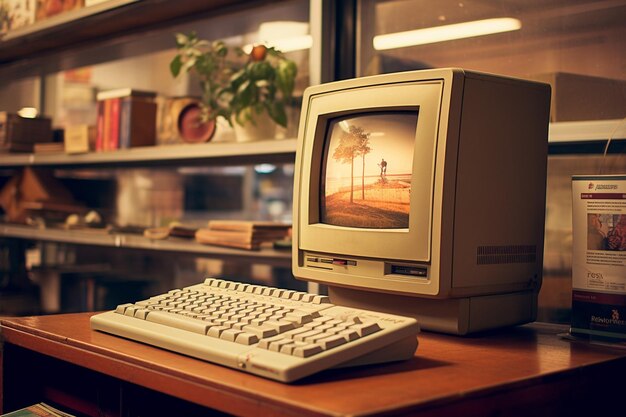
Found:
[90,278,419,382]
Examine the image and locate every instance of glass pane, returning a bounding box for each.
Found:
[358,0,626,324]
[359,0,626,86]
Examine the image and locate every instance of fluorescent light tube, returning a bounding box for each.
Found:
[373,17,522,50]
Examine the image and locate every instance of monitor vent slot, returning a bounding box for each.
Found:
[476,245,537,265]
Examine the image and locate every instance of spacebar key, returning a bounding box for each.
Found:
[145,311,210,335]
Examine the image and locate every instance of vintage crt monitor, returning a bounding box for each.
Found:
[292,68,551,335]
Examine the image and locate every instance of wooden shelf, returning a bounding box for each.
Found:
[549,119,626,143]
[0,120,626,167]
[0,139,297,168]
[1,120,623,170]
[0,0,274,65]
[0,223,292,267]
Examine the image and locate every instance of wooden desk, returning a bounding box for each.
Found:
[1,313,625,416]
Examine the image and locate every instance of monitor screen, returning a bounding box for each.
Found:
[320,111,419,229]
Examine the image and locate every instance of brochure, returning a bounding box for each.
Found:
[571,175,626,340]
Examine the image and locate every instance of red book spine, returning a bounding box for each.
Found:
[95,100,105,151]
[109,97,121,150]
[103,99,112,151]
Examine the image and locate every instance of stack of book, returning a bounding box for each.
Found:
[95,88,157,151]
[195,220,292,250]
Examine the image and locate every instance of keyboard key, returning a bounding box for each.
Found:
[220,329,243,342]
[337,330,360,341]
[243,324,278,339]
[312,295,331,304]
[124,306,139,317]
[280,290,295,299]
[293,343,323,358]
[134,309,150,320]
[350,322,382,337]
[279,342,299,355]
[207,325,229,338]
[268,338,294,352]
[318,335,347,350]
[284,311,313,324]
[115,303,133,314]
[301,294,316,303]
[235,332,259,345]
[145,311,211,335]
[264,320,296,333]
[257,335,283,349]
[294,329,323,342]
[305,332,334,343]
[282,327,310,339]
[290,292,304,301]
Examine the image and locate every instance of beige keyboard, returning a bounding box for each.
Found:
[90,278,419,382]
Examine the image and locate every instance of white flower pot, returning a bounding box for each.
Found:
[232,112,277,142]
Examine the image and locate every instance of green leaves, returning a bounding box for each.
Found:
[170,32,297,129]
[276,60,297,98]
[170,55,183,77]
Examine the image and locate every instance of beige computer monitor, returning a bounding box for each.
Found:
[292,68,551,335]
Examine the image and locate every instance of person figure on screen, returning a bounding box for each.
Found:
[606,215,626,251]
[379,158,387,177]
[587,214,607,250]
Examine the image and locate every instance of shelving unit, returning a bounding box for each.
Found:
[0,0,305,316]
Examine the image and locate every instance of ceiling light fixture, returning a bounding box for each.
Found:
[373,17,522,51]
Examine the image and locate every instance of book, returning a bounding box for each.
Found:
[34,142,64,153]
[1,402,75,416]
[102,98,112,151]
[195,221,291,250]
[96,88,157,101]
[95,100,105,151]
[195,229,262,250]
[95,89,157,151]
[108,97,121,150]
[119,97,157,148]
[207,220,292,233]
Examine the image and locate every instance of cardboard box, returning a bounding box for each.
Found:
[571,175,626,340]
[531,72,626,122]
[0,112,53,152]
[64,124,95,154]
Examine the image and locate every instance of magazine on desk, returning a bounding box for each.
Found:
[1,402,75,417]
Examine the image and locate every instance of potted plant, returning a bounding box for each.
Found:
[170,32,297,142]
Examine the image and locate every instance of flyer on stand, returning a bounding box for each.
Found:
[571,175,626,339]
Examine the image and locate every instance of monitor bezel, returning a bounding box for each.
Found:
[296,80,445,264]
